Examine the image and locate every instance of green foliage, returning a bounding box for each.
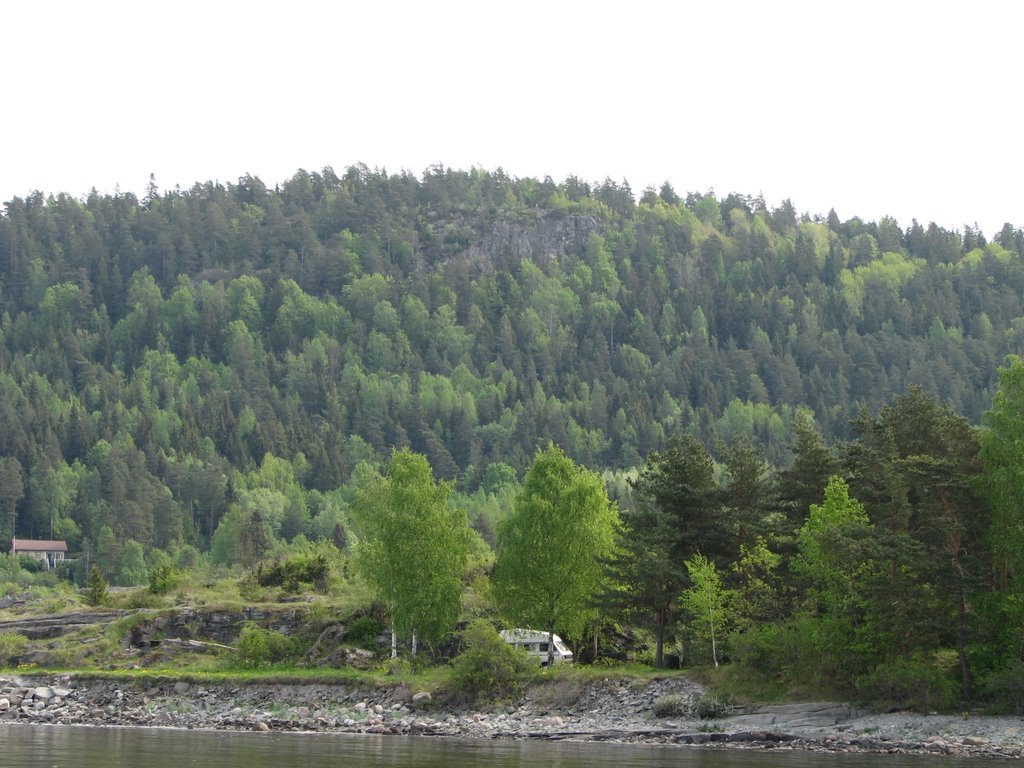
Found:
[447,619,535,703]
[681,553,732,667]
[652,693,692,718]
[493,444,619,651]
[0,632,28,665]
[148,563,183,595]
[84,565,109,607]
[980,660,1024,715]
[234,623,300,667]
[117,540,149,586]
[792,476,878,662]
[345,616,384,650]
[350,449,470,645]
[16,555,43,574]
[982,356,1024,586]
[1,166,1024,705]
[694,692,733,719]
[255,551,330,592]
[854,658,958,712]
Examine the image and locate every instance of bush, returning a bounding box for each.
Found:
[652,693,693,718]
[0,632,28,665]
[695,692,733,719]
[448,619,535,704]
[124,590,166,609]
[83,565,109,607]
[346,616,384,650]
[17,555,43,574]
[980,660,1024,714]
[234,623,300,667]
[255,552,330,592]
[728,623,789,672]
[148,563,183,595]
[855,658,958,712]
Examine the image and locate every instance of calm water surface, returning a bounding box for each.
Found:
[1,724,1016,768]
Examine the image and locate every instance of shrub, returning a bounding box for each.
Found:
[148,563,183,595]
[0,632,28,665]
[125,590,165,609]
[234,623,300,667]
[83,565,109,607]
[652,693,693,718]
[695,692,733,719]
[980,660,1024,715]
[383,657,411,676]
[255,552,330,592]
[855,658,958,712]
[448,619,535,704]
[346,616,384,650]
[728,623,789,672]
[17,555,43,574]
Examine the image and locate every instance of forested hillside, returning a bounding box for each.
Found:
[1,165,1022,566]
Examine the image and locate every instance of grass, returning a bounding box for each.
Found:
[1,568,801,710]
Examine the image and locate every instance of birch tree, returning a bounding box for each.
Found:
[493,444,619,664]
[350,449,469,655]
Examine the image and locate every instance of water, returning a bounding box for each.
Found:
[0,724,1015,768]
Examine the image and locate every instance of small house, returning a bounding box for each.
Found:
[9,538,68,569]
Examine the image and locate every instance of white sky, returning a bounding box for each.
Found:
[2,1,1020,236]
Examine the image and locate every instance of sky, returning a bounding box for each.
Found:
[2,1,1020,236]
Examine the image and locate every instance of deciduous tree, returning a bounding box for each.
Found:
[350,449,469,653]
[493,444,618,664]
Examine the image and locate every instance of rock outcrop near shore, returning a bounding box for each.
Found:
[2,674,1023,759]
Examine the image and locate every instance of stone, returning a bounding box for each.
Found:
[253,721,270,732]
[354,702,367,712]
[173,682,191,694]
[412,691,432,704]
[0,698,9,712]
[962,736,987,746]
[33,686,55,701]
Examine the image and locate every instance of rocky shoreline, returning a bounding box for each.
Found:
[2,674,1023,759]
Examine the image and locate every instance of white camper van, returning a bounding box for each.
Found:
[499,628,574,665]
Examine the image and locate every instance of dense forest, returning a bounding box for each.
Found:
[4,165,1024,703]
[0,165,1022,562]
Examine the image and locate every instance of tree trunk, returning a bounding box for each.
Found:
[955,560,972,701]
[547,628,555,667]
[710,608,719,668]
[391,627,397,659]
[655,606,665,668]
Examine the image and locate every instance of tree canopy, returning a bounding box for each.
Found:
[493,444,619,660]
[350,448,469,647]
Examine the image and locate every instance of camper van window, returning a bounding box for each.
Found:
[538,643,549,652]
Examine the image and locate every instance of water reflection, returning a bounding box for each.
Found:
[0,724,1015,768]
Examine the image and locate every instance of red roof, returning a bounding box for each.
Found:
[10,538,68,553]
